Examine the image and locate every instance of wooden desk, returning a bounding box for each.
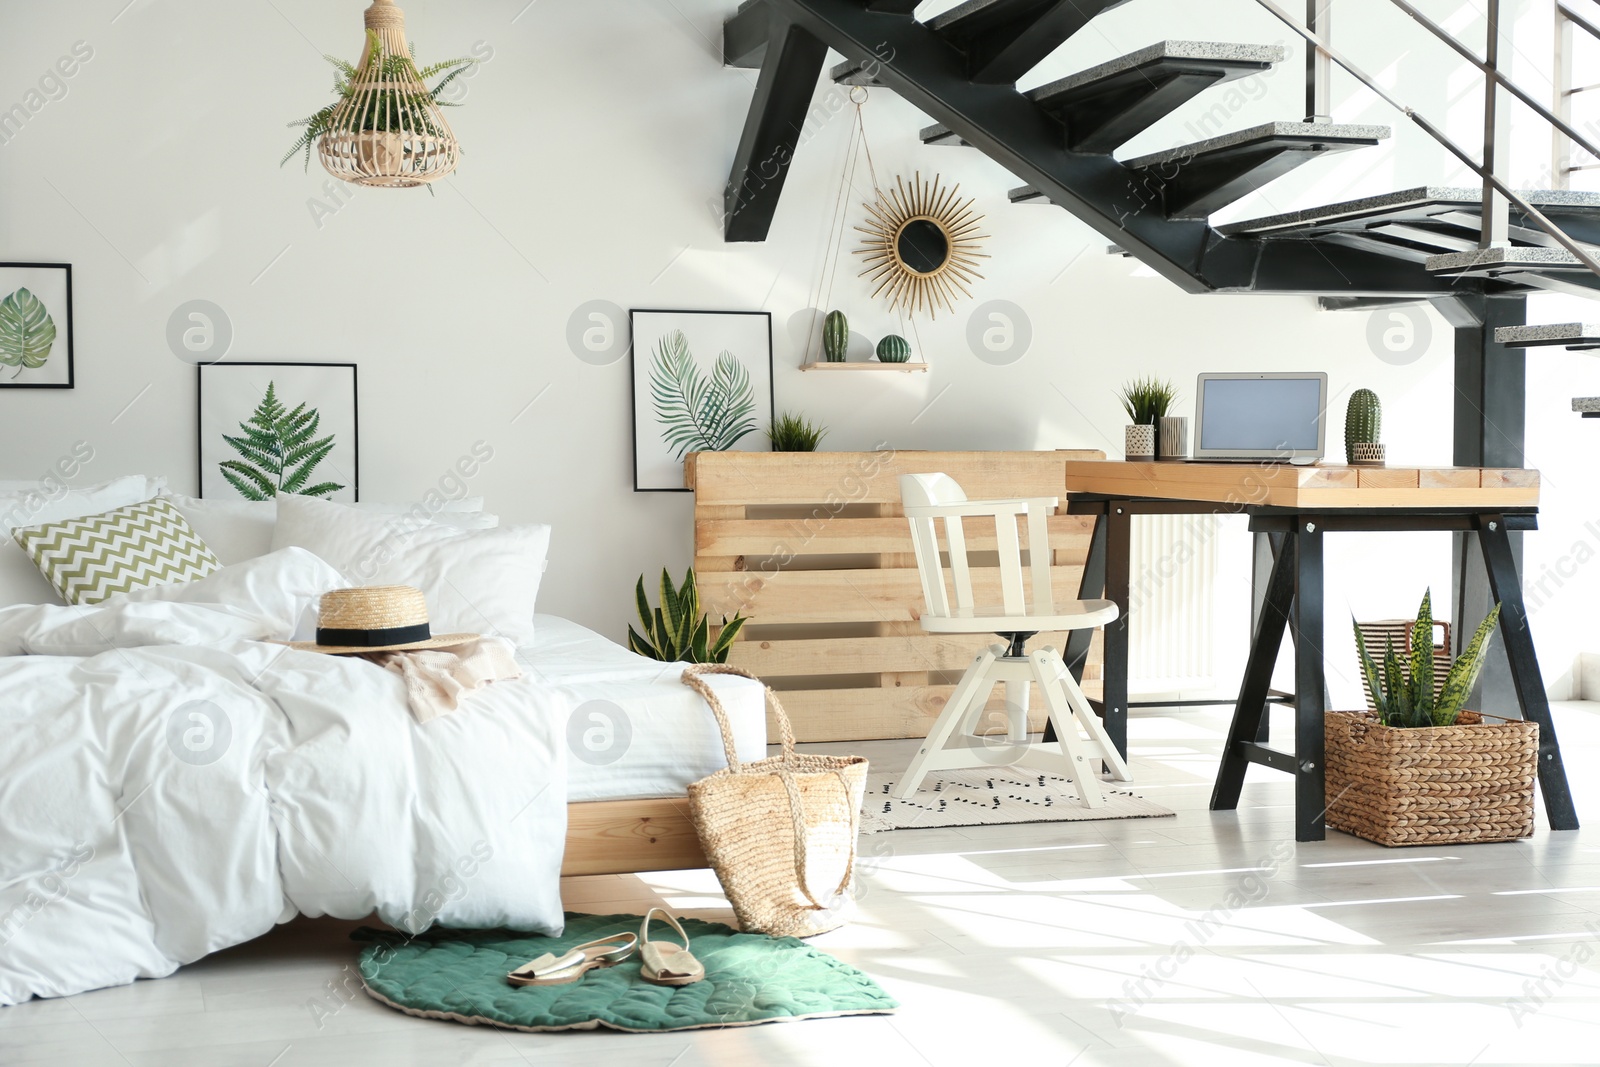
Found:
[1061,460,1576,842]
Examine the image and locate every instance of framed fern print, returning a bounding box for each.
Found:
[629,309,773,492]
[197,362,358,502]
[0,263,73,389]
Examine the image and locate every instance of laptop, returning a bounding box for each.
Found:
[1190,372,1329,465]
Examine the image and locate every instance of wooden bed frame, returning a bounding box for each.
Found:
[560,797,707,877]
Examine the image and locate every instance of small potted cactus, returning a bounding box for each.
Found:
[822,310,849,363]
[1345,388,1384,465]
[875,334,911,363]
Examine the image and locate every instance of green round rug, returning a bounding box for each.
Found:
[353,912,899,1033]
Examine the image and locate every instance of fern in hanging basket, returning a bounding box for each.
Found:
[283,0,476,188]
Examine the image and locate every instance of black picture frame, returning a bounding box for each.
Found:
[629,309,775,493]
[0,262,74,389]
[196,362,360,501]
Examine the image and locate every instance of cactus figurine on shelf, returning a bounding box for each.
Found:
[1345,388,1385,465]
[822,310,849,363]
[875,334,911,363]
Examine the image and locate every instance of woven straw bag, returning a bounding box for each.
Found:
[681,664,868,938]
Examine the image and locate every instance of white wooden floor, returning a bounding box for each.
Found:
[5,701,1600,1066]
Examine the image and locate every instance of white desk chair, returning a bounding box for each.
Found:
[896,473,1131,806]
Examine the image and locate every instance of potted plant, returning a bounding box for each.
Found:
[282,29,477,184]
[629,568,747,663]
[1117,377,1177,460]
[767,412,827,452]
[1345,388,1385,465]
[1327,590,1537,847]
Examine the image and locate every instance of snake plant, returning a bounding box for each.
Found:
[628,568,747,664]
[1353,589,1502,728]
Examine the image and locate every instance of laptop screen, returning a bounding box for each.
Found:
[1198,376,1324,452]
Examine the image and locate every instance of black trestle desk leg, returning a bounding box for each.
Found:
[1251,531,1286,744]
[1050,508,1108,746]
[1100,503,1132,761]
[1478,516,1579,831]
[1292,522,1326,842]
[1212,530,1297,811]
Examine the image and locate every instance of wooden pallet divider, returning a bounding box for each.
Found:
[687,450,1106,742]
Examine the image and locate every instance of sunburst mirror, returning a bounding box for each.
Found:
[855,172,989,318]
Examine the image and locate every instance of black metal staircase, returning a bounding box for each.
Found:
[720,0,1600,303]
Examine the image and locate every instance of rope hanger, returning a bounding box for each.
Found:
[806,88,928,364]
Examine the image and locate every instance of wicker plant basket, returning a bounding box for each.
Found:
[1324,710,1538,847]
[681,664,868,938]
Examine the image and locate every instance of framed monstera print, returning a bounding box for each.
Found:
[629,309,774,492]
[0,263,74,389]
[197,362,359,502]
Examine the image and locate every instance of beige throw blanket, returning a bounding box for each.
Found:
[360,637,521,723]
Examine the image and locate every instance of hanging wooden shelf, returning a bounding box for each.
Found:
[799,361,930,372]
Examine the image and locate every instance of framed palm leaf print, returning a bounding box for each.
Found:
[197,362,359,502]
[629,309,774,492]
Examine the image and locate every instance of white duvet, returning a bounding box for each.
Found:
[0,549,569,1005]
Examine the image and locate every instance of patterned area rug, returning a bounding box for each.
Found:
[356,913,897,1033]
[859,768,1174,833]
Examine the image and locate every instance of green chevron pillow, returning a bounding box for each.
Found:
[13,497,221,605]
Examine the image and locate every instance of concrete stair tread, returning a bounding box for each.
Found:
[928,0,1012,30]
[920,123,971,147]
[1221,185,1600,237]
[1495,323,1600,347]
[1026,40,1283,100]
[1425,246,1593,273]
[1120,121,1389,170]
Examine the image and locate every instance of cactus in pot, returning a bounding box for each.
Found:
[822,310,849,362]
[1345,388,1384,465]
[875,334,911,363]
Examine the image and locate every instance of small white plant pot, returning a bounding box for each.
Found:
[1125,423,1156,460]
[1158,416,1188,460]
[1349,441,1386,466]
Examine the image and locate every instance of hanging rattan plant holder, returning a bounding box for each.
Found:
[318,0,459,188]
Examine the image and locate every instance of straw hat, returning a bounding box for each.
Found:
[290,585,480,654]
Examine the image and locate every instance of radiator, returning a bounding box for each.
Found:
[1127,513,1221,691]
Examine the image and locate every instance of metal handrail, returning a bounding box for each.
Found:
[1388,0,1600,165]
[1559,0,1600,46]
[1557,1,1600,185]
[1251,0,1600,282]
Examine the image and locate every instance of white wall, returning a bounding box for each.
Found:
[0,0,1592,705]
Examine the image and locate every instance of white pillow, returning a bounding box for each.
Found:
[270,495,548,646]
[0,474,165,496]
[119,547,348,637]
[0,475,159,606]
[161,494,497,566]
[159,496,276,566]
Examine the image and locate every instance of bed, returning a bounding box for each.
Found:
[529,614,766,876]
[0,478,767,1003]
